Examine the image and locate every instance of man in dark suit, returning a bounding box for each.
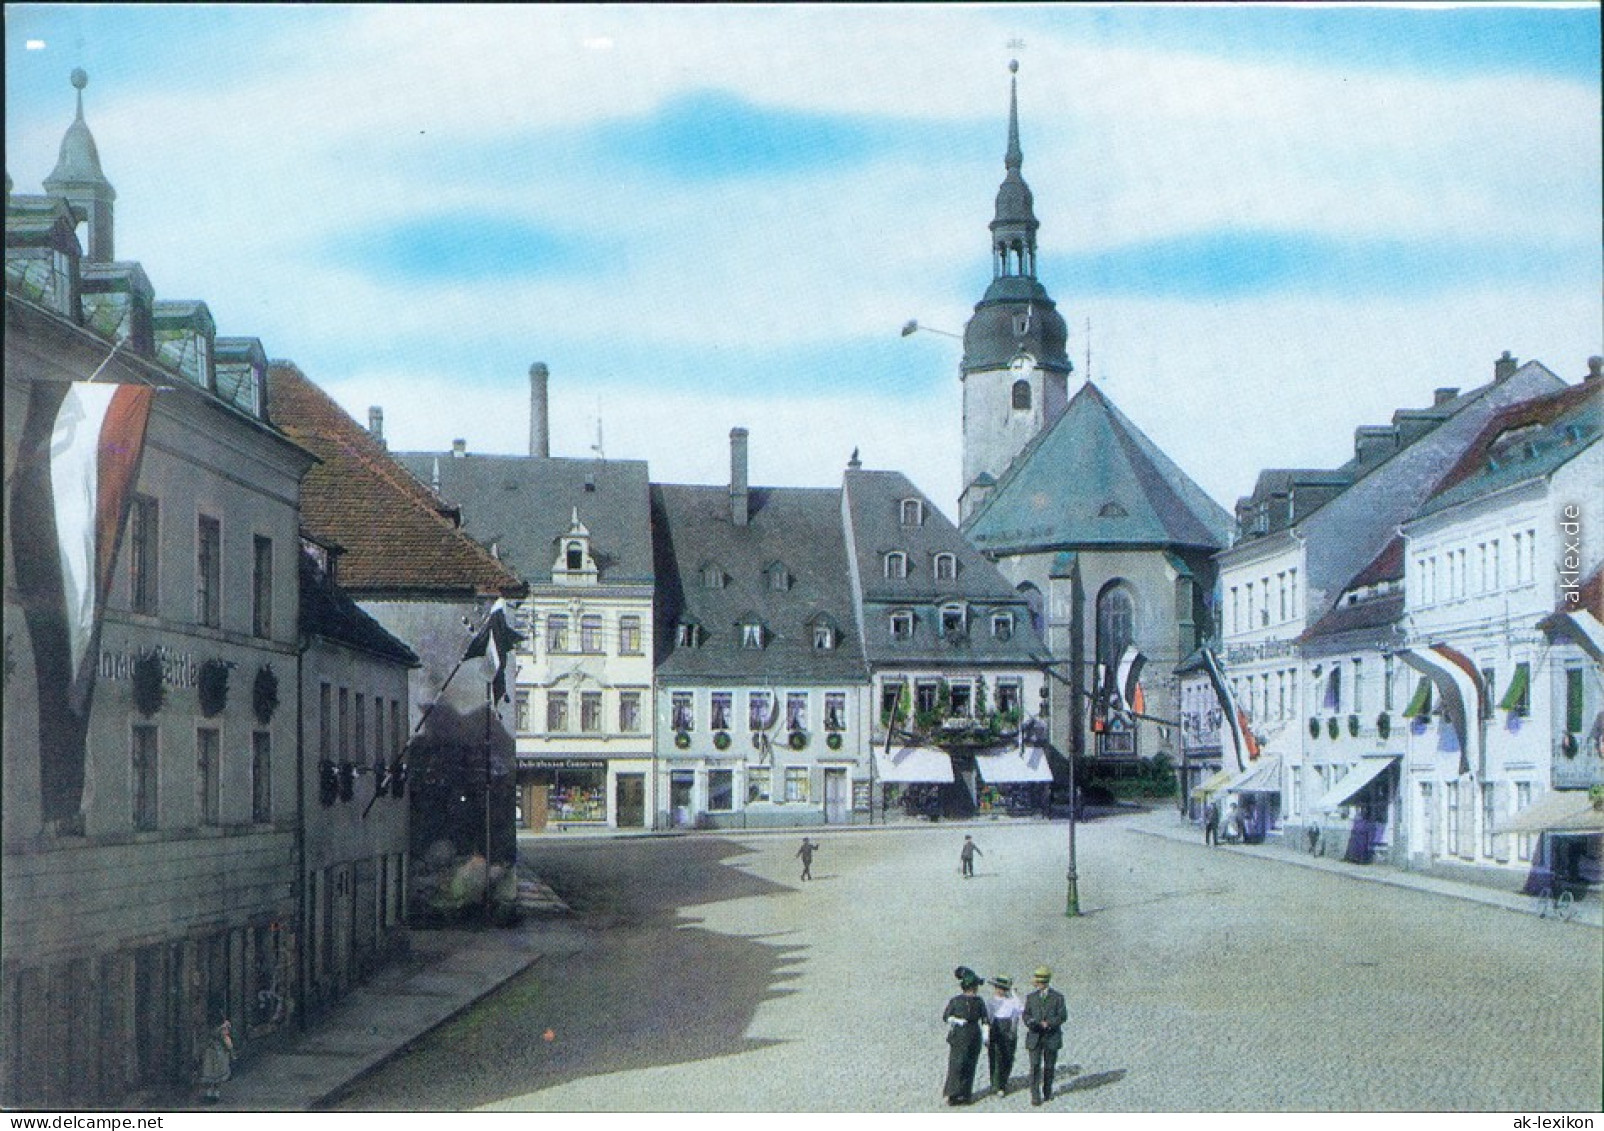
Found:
[1023,965,1068,1105]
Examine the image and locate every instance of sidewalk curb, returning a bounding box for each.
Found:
[1126,817,1602,929]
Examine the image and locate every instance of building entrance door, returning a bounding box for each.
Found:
[528,784,549,832]
[824,768,848,823]
[1418,781,1435,861]
[616,773,645,827]
[670,770,695,828]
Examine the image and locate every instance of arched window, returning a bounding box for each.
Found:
[1011,380,1032,411]
[899,498,924,526]
[566,541,584,570]
[1096,582,1135,669]
[884,551,909,580]
[933,553,957,581]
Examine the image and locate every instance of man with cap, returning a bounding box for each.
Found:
[1023,965,1068,1105]
[941,966,989,1105]
[984,974,1023,1097]
[959,835,982,878]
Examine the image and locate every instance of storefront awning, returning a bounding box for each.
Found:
[976,745,1053,783]
[1190,768,1235,799]
[1402,676,1433,719]
[1312,755,1399,812]
[1538,608,1604,666]
[1494,790,1604,836]
[1222,755,1281,794]
[1496,663,1530,713]
[874,745,955,783]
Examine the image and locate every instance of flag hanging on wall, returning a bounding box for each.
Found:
[10,380,155,821]
[1198,646,1251,774]
[463,599,523,703]
[1117,645,1148,718]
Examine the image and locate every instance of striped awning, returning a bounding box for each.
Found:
[1313,756,1399,812]
[976,745,1053,783]
[1495,790,1604,836]
[1190,768,1235,799]
[1222,755,1282,794]
[874,745,955,783]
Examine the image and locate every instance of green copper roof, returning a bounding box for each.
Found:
[963,381,1231,554]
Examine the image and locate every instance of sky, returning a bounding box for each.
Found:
[5,3,1601,517]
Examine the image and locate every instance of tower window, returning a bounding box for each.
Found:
[1013,311,1031,337]
[566,541,584,570]
[1011,380,1032,411]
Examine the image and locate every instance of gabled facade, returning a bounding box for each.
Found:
[394,414,657,832]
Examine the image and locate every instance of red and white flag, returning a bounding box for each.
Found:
[11,381,154,820]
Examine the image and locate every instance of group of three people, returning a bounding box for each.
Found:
[942,964,1068,1106]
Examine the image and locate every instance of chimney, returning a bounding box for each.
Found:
[730,427,750,527]
[452,438,466,458]
[1353,425,1398,471]
[1433,387,1459,406]
[529,362,550,458]
[1586,356,1602,383]
[1494,350,1519,382]
[367,406,385,448]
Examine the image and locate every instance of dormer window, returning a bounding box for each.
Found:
[813,622,836,650]
[933,553,957,582]
[566,541,584,570]
[215,337,268,420]
[702,564,726,590]
[884,551,909,580]
[766,562,791,592]
[675,622,700,648]
[992,612,1014,641]
[552,509,598,585]
[899,498,924,527]
[1098,501,1128,518]
[889,610,915,641]
[740,622,766,650]
[152,299,217,391]
[940,603,967,637]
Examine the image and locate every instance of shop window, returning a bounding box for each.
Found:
[784,766,811,803]
[708,770,734,812]
[747,768,772,804]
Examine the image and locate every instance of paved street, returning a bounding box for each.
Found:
[331,811,1602,1112]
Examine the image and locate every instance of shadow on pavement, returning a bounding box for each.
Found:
[327,837,807,1110]
[1064,1068,1127,1093]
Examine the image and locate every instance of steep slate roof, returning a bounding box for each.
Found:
[843,467,1048,665]
[299,551,419,666]
[267,362,523,598]
[963,380,1231,554]
[1413,379,1600,521]
[393,452,653,587]
[651,483,867,684]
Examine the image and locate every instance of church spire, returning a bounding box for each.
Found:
[44,69,117,262]
[990,59,1038,280]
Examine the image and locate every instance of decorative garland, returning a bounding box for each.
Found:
[197,659,231,718]
[1326,717,1339,740]
[826,732,843,751]
[132,650,166,717]
[674,731,691,750]
[788,730,808,751]
[713,731,731,751]
[1376,712,1391,740]
[1347,714,1360,738]
[1308,717,1320,740]
[1561,733,1579,759]
[252,665,280,725]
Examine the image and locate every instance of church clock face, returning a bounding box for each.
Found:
[1011,352,1035,372]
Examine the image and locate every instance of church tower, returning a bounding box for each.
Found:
[959,61,1071,523]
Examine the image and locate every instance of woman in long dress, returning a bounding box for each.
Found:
[198,1015,234,1104]
[942,967,989,1105]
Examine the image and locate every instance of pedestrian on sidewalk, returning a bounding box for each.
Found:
[197,1012,234,1104]
[960,835,982,878]
[942,966,989,1106]
[1204,800,1219,846]
[1023,966,1068,1106]
[795,837,817,881]
[984,975,1022,1097]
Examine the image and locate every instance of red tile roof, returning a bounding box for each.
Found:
[1429,379,1599,500]
[268,362,524,598]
